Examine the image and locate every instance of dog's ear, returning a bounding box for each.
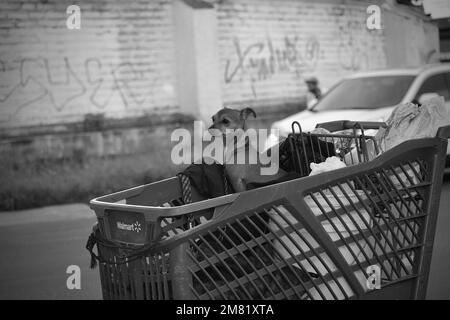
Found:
[240,107,257,120]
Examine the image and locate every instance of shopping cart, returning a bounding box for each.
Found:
[87,121,450,300]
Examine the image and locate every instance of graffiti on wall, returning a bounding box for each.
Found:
[224,35,321,98]
[221,3,388,99]
[0,57,162,123]
[85,58,161,110]
[327,5,385,72]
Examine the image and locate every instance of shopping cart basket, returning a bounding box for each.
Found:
[87,121,450,300]
[279,120,384,176]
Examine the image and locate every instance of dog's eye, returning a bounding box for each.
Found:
[222,119,230,125]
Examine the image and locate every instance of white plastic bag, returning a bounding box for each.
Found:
[375,96,450,152]
[309,156,346,176]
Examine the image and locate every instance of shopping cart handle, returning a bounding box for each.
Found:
[316,120,387,132]
[437,125,450,140]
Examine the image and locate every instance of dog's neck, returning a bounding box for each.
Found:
[223,129,253,165]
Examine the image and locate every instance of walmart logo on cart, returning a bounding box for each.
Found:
[117,221,142,233]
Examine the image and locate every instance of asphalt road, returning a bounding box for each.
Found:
[425,174,450,299]
[0,178,449,300]
[0,204,102,300]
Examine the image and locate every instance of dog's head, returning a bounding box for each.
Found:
[208,107,257,135]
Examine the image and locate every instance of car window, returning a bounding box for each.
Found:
[313,76,415,111]
[415,73,450,101]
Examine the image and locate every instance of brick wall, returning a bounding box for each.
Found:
[0,0,178,129]
[0,0,440,131]
[217,0,387,104]
[384,7,440,67]
[0,0,439,130]
[217,0,437,106]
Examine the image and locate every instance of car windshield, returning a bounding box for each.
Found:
[313,75,416,111]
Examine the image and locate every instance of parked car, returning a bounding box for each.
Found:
[267,63,450,155]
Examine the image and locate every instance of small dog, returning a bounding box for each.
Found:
[208,107,287,192]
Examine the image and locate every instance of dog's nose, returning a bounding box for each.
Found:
[208,126,222,137]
